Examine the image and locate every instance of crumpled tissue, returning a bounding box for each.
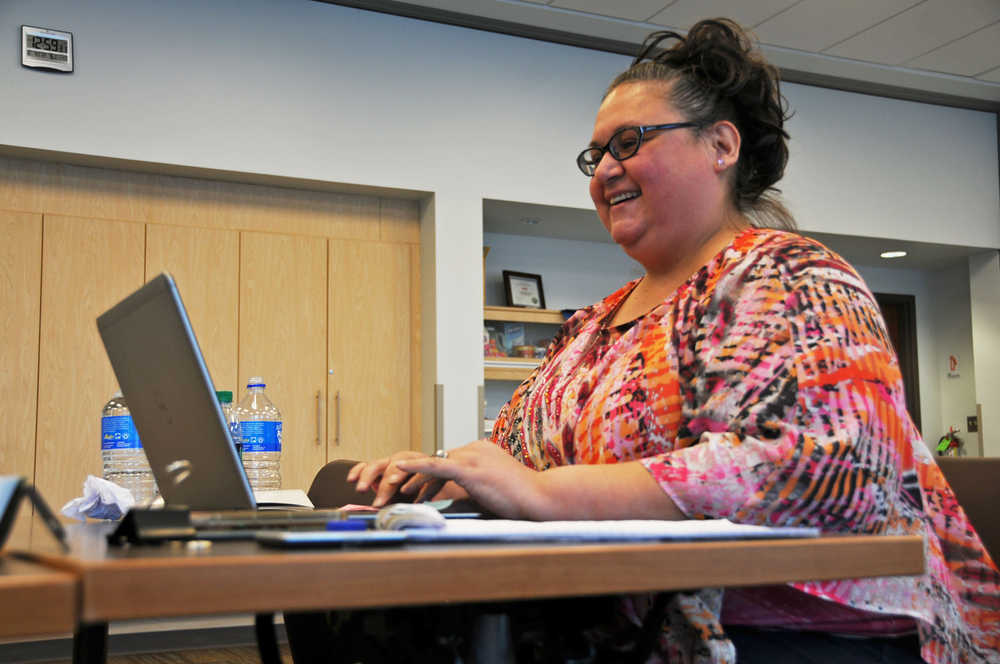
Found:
[61,475,135,521]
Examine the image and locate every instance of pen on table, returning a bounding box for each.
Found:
[326,519,369,531]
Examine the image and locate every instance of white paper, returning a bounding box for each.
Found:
[60,475,135,521]
[254,488,314,509]
[400,518,820,543]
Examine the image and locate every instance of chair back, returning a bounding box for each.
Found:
[307,459,373,509]
[935,456,1000,562]
[307,459,481,513]
[307,459,417,509]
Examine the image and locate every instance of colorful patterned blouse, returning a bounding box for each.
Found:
[491,228,999,663]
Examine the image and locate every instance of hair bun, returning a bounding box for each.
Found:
[611,18,794,230]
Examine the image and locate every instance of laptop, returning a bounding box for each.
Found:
[96,272,343,532]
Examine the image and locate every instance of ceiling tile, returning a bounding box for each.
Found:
[905,21,1000,75]
[549,0,671,22]
[979,65,1000,83]
[825,0,1000,65]
[648,0,801,31]
[345,0,1000,107]
[754,0,922,52]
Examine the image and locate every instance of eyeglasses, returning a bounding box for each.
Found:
[576,122,699,177]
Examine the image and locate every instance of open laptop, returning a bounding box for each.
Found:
[96,272,344,532]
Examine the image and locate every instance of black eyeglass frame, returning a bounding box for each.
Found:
[577,122,700,176]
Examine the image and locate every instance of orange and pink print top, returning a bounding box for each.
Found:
[491,228,999,663]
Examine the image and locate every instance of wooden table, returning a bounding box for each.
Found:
[0,554,77,639]
[16,523,925,663]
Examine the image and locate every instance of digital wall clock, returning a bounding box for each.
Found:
[22,25,73,73]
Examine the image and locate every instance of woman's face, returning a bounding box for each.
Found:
[588,82,726,272]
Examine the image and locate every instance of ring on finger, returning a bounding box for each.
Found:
[433,449,448,459]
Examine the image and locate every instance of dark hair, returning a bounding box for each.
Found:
[607,19,795,231]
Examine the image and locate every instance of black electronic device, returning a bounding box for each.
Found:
[21,25,73,72]
[0,476,68,551]
[96,273,257,512]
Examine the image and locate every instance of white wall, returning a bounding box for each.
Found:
[783,90,999,247]
[484,232,642,311]
[970,252,1000,456]
[924,264,978,452]
[3,1,996,243]
[1,0,997,447]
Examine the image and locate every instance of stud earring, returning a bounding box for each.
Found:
[717,159,725,167]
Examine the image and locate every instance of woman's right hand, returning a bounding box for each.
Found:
[346,451,434,507]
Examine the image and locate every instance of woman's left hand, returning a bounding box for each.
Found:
[395,439,544,519]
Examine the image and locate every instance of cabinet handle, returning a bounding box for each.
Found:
[334,390,341,447]
[315,390,322,446]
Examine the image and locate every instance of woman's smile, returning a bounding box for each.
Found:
[609,191,641,206]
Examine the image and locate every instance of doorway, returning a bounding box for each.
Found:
[874,293,921,431]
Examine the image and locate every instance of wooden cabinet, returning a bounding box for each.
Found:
[0,155,423,515]
[239,231,328,494]
[0,211,45,541]
[35,215,146,511]
[145,223,240,393]
[0,210,41,483]
[329,240,416,463]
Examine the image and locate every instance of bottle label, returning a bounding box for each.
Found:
[227,421,243,460]
[101,415,142,450]
[241,421,282,453]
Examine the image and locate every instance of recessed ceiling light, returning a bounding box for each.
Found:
[880,250,907,259]
[520,217,541,225]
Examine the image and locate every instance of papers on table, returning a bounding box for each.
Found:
[255,517,819,547]
[398,518,819,543]
[253,489,314,510]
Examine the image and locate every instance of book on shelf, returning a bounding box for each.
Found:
[502,323,525,352]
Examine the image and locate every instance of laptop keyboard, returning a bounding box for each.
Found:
[190,508,347,530]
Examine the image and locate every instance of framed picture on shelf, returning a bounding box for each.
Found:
[503,270,546,309]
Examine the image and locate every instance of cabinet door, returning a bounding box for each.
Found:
[36,215,145,511]
[145,224,239,393]
[0,211,42,483]
[239,231,327,492]
[329,240,414,462]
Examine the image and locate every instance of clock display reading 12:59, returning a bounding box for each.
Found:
[22,25,73,72]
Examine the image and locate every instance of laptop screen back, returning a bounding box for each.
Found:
[96,273,255,511]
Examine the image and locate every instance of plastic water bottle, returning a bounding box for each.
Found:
[216,391,243,462]
[101,391,158,505]
[235,377,282,490]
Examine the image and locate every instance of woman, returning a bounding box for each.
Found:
[350,19,999,663]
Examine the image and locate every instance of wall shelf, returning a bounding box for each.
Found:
[483,306,562,381]
[484,357,540,381]
[483,305,564,325]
